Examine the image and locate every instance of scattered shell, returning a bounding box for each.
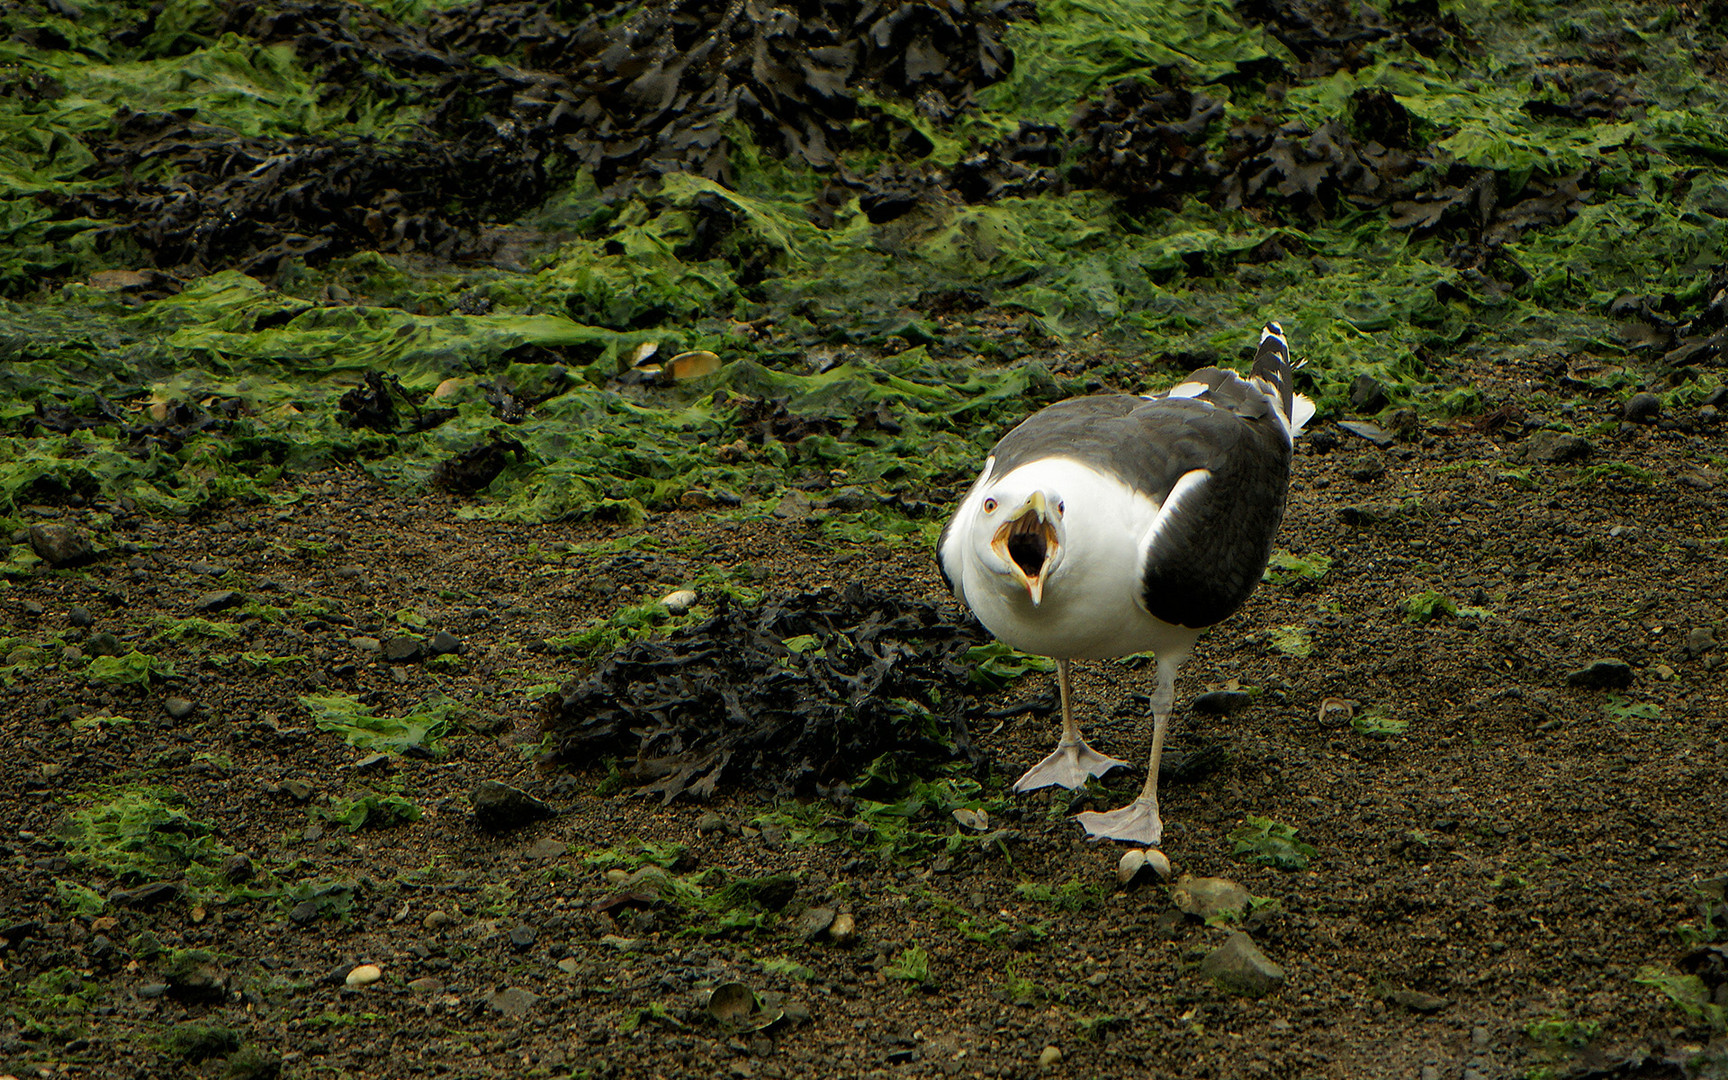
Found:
[827,912,857,945]
[345,964,383,987]
[632,340,661,365]
[951,807,989,832]
[432,377,469,401]
[1317,697,1357,725]
[1117,848,1172,887]
[706,981,783,1033]
[665,350,721,381]
[662,589,698,615]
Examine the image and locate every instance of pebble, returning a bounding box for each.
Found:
[797,906,837,941]
[28,523,95,566]
[382,636,425,663]
[164,697,195,720]
[1336,419,1393,448]
[1623,392,1662,424]
[1170,875,1250,922]
[696,811,729,836]
[1705,385,1728,408]
[352,752,391,773]
[1686,627,1717,658]
[469,780,557,833]
[772,491,812,521]
[68,605,93,627]
[20,599,44,616]
[85,632,123,657]
[1386,987,1450,1013]
[423,910,453,931]
[828,913,857,945]
[1345,456,1386,481]
[345,964,383,987]
[1702,405,1720,425]
[1191,690,1252,715]
[1199,933,1286,997]
[1523,431,1593,464]
[407,976,443,994]
[556,958,582,976]
[281,780,314,802]
[350,636,382,653]
[1039,1046,1062,1068]
[1566,658,1634,690]
[526,838,569,860]
[194,590,241,613]
[509,924,538,950]
[482,987,539,1018]
[219,854,253,883]
[662,589,698,614]
[429,630,461,655]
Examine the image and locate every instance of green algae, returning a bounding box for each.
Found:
[3,0,1727,527]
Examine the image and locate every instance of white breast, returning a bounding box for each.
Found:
[954,458,1200,661]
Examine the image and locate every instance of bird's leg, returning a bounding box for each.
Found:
[1011,659,1129,792]
[1075,656,1177,845]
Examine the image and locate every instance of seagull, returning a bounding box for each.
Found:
[937,322,1314,846]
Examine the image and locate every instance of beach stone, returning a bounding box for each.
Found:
[28,523,94,566]
[1524,431,1593,464]
[345,964,382,987]
[797,906,837,941]
[429,630,461,655]
[1623,392,1662,424]
[1039,1046,1062,1068]
[1200,933,1285,997]
[68,605,93,627]
[382,636,424,663]
[470,780,556,833]
[1566,658,1634,690]
[1171,875,1250,922]
[164,697,195,720]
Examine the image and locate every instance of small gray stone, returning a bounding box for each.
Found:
[28,523,95,566]
[1702,405,1720,425]
[527,838,569,860]
[1171,875,1250,922]
[1623,392,1662,424]
[86,632,123,657]
[429,630,461,655]
[164,697,195,720]
[1199,932,1285,997]
[1192,690,1252,715]
[110,881,182,908]
[797,906,837,941]
[696,812,729,836]
[1704,385,1728,409]
[508,924,538,950]
[1524,431,1593,464]
[382,637,425,663]
[20,599,44,617]
[194,590,242,613]
[352,752,392,773]
[350,636,381,653]
[482,987,540,1018]
[423,910,454,931]
[407,976,444,994]
[219,853,253,883]
[281,780,314,802]
[1566,658,1634,690]
[470,780,557,833]
[68,605,93,628]
[1685,627,1718,659]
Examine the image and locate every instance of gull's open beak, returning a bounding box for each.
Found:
[990,491,1058,606]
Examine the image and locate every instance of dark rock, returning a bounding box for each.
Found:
[164,697,195,720]
[1307,428,1339,453]
[1566,658,1634,690]
[470,780,557,833]
[482,987,540,1018]
[352,753,392,773]
[1623,392,1662,424]
[382,636,425,663]
[1348,375,1389,414]
[1686,627,1718,659]
[429,630,461,655]
[29,523,95,566]
[1345,456,1386,481]
[68,605,93,627]
[1704,386,1728,408]
[1702,405,1720,425]
[219,854,254,883]
[85,632,123,657]
[797,906,837,941]
[1192,690,1253,715]
[509,924,538,950]
[1,920,43,949]
[194,590,242,613]
[1524,431,1593,464]
[281,780,314,802]
[288,900,322,925]
[1199,933,1285,997]
[109,881,182,908]
[188,561,230,576]
[20,600,44,617]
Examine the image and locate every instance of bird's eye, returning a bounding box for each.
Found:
[1057,501,1065,516]
[982,498,998,513]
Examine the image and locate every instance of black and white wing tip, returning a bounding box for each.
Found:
[1252,320,1315,436]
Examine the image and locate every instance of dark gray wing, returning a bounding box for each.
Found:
[988,378,1291,630]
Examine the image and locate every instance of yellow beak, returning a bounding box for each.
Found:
[989,491,1055,607]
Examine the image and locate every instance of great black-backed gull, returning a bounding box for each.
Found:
[938,323,1314,846]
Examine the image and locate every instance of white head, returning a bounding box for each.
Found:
[962,470,1070,607]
